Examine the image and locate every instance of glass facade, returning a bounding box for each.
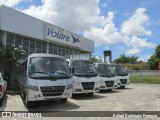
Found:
[3,32,90,60]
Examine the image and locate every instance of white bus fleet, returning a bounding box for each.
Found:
[67,59,99,96]
[109,64,130,88]
[94,63,117,91]
[17,54,73,108]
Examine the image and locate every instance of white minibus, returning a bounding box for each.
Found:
[66,59,99,96]
[109,64,130,88]
[94,63,118,91]
[17,54,73,108]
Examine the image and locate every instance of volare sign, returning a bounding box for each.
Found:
[46,24,81,47]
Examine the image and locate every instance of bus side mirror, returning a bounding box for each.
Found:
[70,67,75,73]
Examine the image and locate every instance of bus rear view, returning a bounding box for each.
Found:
[18,54,72,108]
[67,59,99,96]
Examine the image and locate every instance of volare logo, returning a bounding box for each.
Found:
[72,35,80,43]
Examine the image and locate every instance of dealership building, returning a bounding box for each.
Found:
[0,5,94,60]
[0,5,94,87]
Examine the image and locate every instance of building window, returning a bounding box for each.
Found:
[36,40,41,53]
[70,49,73,55]
[62,47,65,56]
[42,42,47,53]
[23,37,29,58]
[15,35,22,47]
[54,45,58,55]
[0,31,3,45]
[49,43,53,54]
[7,33,14,48]
[30,39,35,54]
[66,48,70,55]
[23,38,29,47]
[57,46,62,56]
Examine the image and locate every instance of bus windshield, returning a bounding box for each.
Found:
[72,60,98,77]
[97,64,115,77]
[28,57,71,79]
[111,65,128,76]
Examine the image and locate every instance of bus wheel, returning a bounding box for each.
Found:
[120,86,125,89]
[88,92,94,96]
[60,98,67,104]
[24,93,33,108]
[0,97,3,106]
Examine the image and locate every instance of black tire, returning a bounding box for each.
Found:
[88,92,94,96]
[120,86,125,89]
[0,97,3,106]
[107,89,112,91]
[60,98,67,104]
[24,93,33,108]
[3,91,6,97]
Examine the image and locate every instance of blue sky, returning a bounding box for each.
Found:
[0,0,159,62]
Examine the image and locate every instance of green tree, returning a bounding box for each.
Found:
[91,56,103,63]
[148,45,160,70]
[113,53,139,64]
[0,45,25,86]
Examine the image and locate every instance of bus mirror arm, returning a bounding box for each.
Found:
[70,67,75,73]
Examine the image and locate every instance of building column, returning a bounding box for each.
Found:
[46,42,49,54]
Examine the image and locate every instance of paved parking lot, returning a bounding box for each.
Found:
[1,83,160,120]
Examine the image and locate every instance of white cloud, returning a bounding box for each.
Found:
[103,46,110,50]
[0,0,23,7]
[84,12,122,45]
[126,48,141,55]
[138,57,145,62]
[21,0,107,32]
[146,55,151,59]
[121,8,152,36]
[124,36,157,49]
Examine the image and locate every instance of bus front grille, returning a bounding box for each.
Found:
[105,81,114,87]
[40,86,65,96]
[120,79,127,84]
[81,82,95,90]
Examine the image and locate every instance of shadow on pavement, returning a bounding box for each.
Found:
[27,100,80,112]
[71,93,105,100]
[116,87,134,90]
[98,90,122,94]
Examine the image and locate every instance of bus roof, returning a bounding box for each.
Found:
[19,53,65,65]
[68,59,92,62]
[28,53,64,59]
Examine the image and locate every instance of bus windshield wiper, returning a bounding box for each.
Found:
[49,71,70,77]
[32,72,55,78]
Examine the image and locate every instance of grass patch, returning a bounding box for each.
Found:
[129,75,160,84]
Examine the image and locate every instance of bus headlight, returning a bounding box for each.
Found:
[67,84,72,89]
[27,85,38,91]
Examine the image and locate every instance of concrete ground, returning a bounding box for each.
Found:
[1,83,160,120]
